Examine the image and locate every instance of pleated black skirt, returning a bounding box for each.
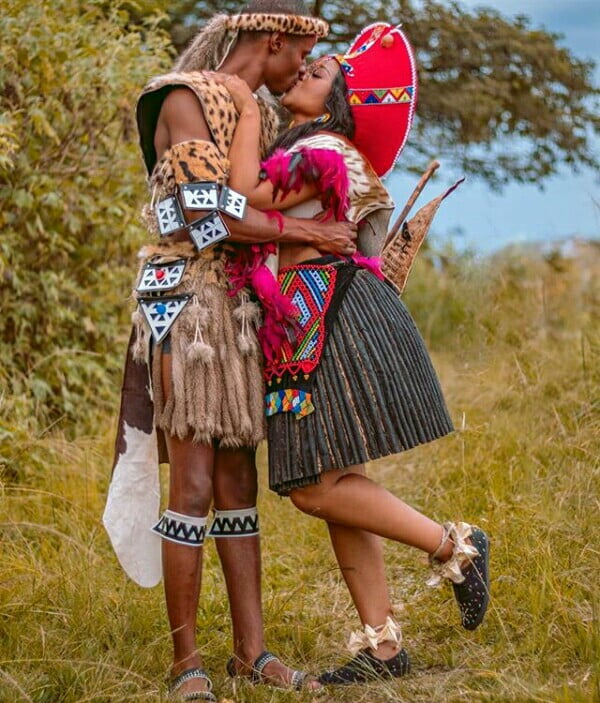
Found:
[267,269,454,495]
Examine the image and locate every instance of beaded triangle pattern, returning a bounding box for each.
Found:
[180,182,219,210]
[136,259,186,293]
[208,511,259,538]
[218,186,247,220]
[138,295,190,345]
[189,211,230,251]
[155,195,185,235]
[348,85,414,105]
[152,512,207,546]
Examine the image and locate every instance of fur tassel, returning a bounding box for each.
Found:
[187,340,215,363]
[233,300,261,325]
[175,15,238,73]
[131,307,149,363]
[140,204,159,235]
[237,332,258,356]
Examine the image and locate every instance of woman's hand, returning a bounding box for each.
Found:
[208,72,258,115]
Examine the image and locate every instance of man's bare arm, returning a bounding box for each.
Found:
[156,89,356,254]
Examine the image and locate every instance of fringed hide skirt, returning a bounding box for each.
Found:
[117,241,266,454]
[267,261,454,495]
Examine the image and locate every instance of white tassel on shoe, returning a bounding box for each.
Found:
[347,616,402,656]
[426,521,480,587]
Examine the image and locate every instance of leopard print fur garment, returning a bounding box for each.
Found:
[226,13,328,38]
[288,133,394,224]
[137,71,279,175]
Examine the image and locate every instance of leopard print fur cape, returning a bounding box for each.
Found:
[137,71,279,176]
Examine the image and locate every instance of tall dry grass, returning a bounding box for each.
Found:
[1,243,598,702]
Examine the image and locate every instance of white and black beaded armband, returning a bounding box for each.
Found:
[154,183,247,252]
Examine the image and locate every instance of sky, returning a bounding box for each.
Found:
[386,0,600,254]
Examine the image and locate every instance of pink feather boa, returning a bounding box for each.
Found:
[225,243,298,363]
[261,147,351,221]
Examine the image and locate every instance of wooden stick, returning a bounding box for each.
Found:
[383,160,440,249]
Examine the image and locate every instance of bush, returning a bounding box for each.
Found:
[0,0,172,429]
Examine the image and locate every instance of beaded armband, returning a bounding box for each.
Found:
[154,182,247,251]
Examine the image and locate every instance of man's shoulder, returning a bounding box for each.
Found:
[141,70,233,107]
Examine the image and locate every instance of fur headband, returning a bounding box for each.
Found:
[175,13,329,74]
[226,13,329,38]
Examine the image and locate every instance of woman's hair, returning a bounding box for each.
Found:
[267,69,355,155]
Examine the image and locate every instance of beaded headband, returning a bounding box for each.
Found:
[226,13,329,38]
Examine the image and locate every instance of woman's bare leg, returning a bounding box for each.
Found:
[161,352,215,696]
[318,466,399,659]
[328,521,403,658]
[290,466,453,560]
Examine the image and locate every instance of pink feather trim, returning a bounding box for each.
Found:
[350,253,385,280]
[225,244,298,362]
[261,147,351,221]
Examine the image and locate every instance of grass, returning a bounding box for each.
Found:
[1,244,599,702]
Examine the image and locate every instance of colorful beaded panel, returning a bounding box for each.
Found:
[265,389,314,418]
[348,85,414,106]
[264,264,338,382]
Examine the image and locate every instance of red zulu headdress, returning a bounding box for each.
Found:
[334,23,418,178]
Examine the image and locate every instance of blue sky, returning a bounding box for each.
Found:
[387,0,600,253]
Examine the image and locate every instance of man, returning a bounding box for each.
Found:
[103,0,356,699]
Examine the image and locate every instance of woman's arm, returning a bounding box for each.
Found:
[212,74,319,211]
[157,88,356,254]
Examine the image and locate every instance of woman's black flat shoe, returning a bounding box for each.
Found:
[428,522,490,630]
[318,647,410,685]
[452,527,490,630]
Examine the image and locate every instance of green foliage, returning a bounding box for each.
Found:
[162,0,600,187]
[0,0,172,428]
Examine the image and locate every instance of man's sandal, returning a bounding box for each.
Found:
[226,650,314,691]
[168,667,216,702]
[427,522,491,630]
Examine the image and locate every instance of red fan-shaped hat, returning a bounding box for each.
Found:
[334,23,418,178]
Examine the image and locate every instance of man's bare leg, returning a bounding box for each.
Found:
[212,448,263,662]
[162,353,215,697]
[213,447,321,690]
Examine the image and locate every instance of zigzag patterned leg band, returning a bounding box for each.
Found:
[208,507,259,538]
[152,509,208,547]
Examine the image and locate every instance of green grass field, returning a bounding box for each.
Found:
[1,244,598,702]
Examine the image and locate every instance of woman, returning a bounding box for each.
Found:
[217,22,490,684]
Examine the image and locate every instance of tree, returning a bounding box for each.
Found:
[153,0,599,187]
[0,0,172,425]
